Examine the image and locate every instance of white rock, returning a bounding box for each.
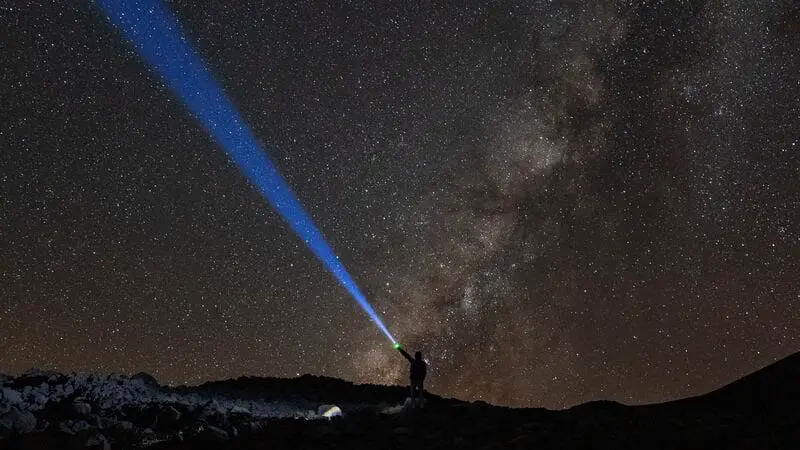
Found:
[317,405,343,418]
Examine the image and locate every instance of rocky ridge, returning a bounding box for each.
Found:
[2,352,799,449]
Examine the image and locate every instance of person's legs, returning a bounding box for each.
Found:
[410,380,422,407]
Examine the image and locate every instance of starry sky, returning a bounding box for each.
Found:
[1,0,798,408]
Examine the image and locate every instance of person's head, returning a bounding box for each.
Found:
[414,351,423,360]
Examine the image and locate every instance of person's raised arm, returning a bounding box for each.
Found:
[397,347,413,363]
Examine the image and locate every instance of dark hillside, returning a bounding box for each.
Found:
[2,352,799,449]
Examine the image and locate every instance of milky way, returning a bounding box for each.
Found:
[1,1,798,408]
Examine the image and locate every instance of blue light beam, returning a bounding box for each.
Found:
[97,0,397,345]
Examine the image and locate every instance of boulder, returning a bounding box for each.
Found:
[199,424,229,441]
[143,404,184,431]
[73,419,92,433]
[85,433,111,450]
[230,405,250,414]
[59,419,91,435]
[161,405,181,424]
[131,372,159,387]
[0,406,37,434]
[198,402,227,427]
[116,420,134,431]
[73,402,92,415]
[60,421,77,435]
[1,387,23,405]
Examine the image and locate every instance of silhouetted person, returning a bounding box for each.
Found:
[397,346,427,404]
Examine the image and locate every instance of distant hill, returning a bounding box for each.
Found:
[680,351,800,414]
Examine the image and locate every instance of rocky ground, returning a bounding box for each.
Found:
[1,352,799,449]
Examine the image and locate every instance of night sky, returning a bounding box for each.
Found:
[1,1,798,409]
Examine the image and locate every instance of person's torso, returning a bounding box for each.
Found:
[410,360,427,379]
